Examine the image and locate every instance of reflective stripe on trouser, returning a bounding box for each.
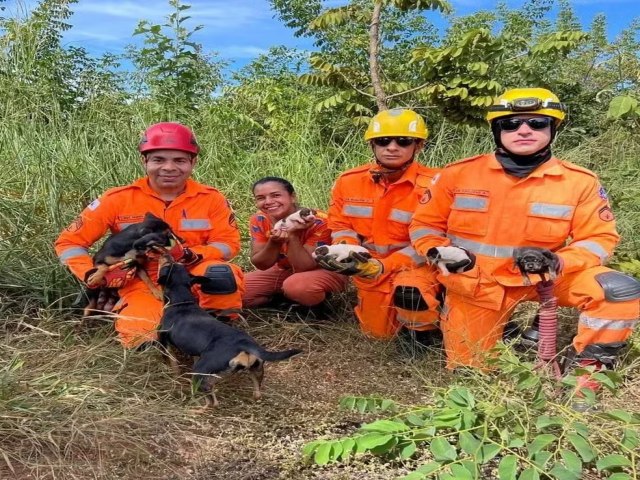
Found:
[439,265,639,369]
[353,267,441,339]
[242,266,348,308]
[113,260,244,349]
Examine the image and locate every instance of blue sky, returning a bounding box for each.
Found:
[3,0,639,72]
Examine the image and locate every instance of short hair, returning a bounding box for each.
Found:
[252,176,295,195]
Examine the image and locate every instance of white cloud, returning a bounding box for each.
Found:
[220,45,269,58]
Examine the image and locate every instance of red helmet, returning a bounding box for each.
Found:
[138,122,199,155]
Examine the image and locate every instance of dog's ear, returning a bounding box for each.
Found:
[190,275,208,286]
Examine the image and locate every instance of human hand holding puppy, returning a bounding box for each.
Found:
[314,244,383,278]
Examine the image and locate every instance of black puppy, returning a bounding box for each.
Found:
[513,247,560,286]
[157,255,302,410]
[84,213,175,316]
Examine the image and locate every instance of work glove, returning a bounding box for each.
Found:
[152,237,202,266]
[314,245,383,278]
[426,246,476,275]
[84,263,137,289]
[273,208,317,233]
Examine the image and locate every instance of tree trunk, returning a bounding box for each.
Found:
[369,1,387,111]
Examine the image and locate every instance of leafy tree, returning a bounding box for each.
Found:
[126,0,224,119]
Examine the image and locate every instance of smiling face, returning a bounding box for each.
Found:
[499,115,553,156]
[253,181,297,221]
[142,149,196,196]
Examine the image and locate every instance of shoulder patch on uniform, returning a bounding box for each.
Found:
[599,206,615,222]
[87,199,100,211]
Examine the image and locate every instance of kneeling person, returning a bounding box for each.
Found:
[55,122,244,348]
[242,177,348,309]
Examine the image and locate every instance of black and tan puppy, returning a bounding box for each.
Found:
[157,255,302,409]
[84,213,175,316]
[513,247,560,286]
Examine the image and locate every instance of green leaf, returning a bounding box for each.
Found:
[302,440,320,458]
[341,438,356,460]
[605,410,638,424]
[518,467,540,480]
[416,461,442,475]
[329,441,343,461]
[430,437,457,462]
[380,399,396,411]
[559,449,582,473]
[548,463,581,480]
[532,450,553,469]
[478,443,502,463]
[527,434,556,457]
[400,441,417,459]
[621,428,639,450]
[596,454,632,471]
[535,415,564,430]
[361,419,410,433]
[567,433,595,463]
[607,95,639,119]
[314,442,332,465]
[498,455,518,480]
[405,413,426,426]
[356,433,394,451]
[356,397,368,413]
[399,473,426,480]
[450,463,475,479]
[508,438,525,448]
[608,474,632,480]
[446,387,475,409]
[370,436,398,455]
[339,396,356,410]
[459,431,481,455]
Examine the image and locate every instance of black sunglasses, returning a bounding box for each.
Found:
[496,117,553,132]
[371,137,417,147]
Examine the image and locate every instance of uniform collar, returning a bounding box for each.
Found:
[375,161,421,186]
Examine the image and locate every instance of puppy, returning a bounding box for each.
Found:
[157,255,302,410]
[84,213,175,316]
[513,247,560,286]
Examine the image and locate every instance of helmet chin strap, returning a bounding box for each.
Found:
[369,144,418,183]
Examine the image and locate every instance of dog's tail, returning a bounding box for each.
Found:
[244,344,302,362]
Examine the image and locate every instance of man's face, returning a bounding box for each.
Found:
[142,149,196,192]
[371,137,423,169]
[499,114,553,156]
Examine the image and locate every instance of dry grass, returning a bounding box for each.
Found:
[1,296,638,480]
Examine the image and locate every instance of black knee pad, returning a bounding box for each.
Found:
[595,271,640,302]
[393,286,429,311]
[200,264,237,295]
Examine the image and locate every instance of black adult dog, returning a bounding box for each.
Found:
[83,213,174,316]
[513,247,560,286]
[157,255,302,409]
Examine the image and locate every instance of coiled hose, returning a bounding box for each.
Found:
[535,280,562,379]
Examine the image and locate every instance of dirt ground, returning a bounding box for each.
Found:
[1,299,638,480]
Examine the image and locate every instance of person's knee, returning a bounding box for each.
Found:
[282,277,323,305]
[393,286,429,311]
[595,271,640,302]
[199,264,238,295]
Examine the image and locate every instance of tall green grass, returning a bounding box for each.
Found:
[0,96,638,307]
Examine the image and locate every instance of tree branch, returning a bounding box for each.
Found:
[369,1,387,110]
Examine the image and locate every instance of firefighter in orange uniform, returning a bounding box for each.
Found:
[315,109,442,343]
[410,88,639,394]
[55,122,244,348]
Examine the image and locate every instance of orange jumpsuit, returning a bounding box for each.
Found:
[242,211,348,307]
[410,154,640,369]
[328,161,441,338]
[55,178,244,348]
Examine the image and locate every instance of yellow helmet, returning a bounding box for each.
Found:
[364,108,428,141]
[486,88,566,125]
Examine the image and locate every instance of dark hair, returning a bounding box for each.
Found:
[252,176,295,195]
